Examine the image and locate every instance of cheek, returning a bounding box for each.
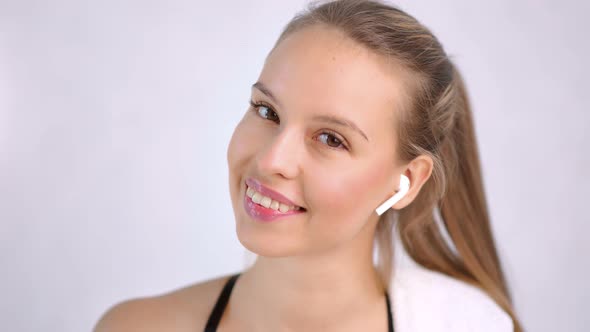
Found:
[306,159,390,227]
[227,118,258,197]
[227,122,246,168]
[227,117,261,170]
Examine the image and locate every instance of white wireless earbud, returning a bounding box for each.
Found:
[375,174,410,216]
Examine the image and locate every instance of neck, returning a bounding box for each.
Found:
[231,220,386,331]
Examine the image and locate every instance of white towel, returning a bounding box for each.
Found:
[389,222,514,332]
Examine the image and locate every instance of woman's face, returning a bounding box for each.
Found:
[227,25,408,257]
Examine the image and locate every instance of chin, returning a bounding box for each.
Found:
[235,218,304,257]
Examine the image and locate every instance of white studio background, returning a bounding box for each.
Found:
[0,0,587,331]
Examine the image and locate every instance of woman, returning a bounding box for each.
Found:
[94,0,523,331]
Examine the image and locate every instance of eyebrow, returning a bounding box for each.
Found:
[252,81,369,142]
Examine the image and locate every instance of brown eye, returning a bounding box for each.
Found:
[258,106,279,123]
[317,132,348,150]
[249,101,279,124]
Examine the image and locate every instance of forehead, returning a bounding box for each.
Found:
[258,25,409,142]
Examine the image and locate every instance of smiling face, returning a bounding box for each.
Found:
[227,25,410,257]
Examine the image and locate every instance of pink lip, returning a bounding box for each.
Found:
[245,178,303,208]
[243,177,306,223]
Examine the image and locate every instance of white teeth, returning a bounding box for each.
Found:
[270,200,280,210]
[260,196,272,208]
[278,203,290,213]
[246,187,255,197]
[246,185,301,212]
[251,192,262,204]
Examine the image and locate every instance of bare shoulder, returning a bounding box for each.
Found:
[93,274,234,332]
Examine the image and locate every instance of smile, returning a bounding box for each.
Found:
[246,185,302,212]
[243,182,306,223]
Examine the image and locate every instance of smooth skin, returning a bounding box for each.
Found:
[94,24,433,332]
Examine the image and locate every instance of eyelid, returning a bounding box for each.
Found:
[317,129,350,151]
[249,99,277,118]
[249,99,274,110]
[248,99,350,151]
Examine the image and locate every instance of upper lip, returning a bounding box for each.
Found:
[245,177,304,209]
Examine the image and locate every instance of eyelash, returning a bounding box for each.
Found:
[248,100,349,151]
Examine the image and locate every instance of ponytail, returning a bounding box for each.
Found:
[395,66,523,331]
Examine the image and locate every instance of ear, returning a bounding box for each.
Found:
[392,155,434,209]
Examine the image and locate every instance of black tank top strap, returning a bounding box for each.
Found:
[203,273,394,332]
[204,273,240,332]
[385,291,395,332]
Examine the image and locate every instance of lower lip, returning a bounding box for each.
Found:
[243,188,305,223]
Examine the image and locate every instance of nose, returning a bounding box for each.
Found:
[256,127,301,180]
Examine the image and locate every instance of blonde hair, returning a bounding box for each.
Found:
[270,0,522,330]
